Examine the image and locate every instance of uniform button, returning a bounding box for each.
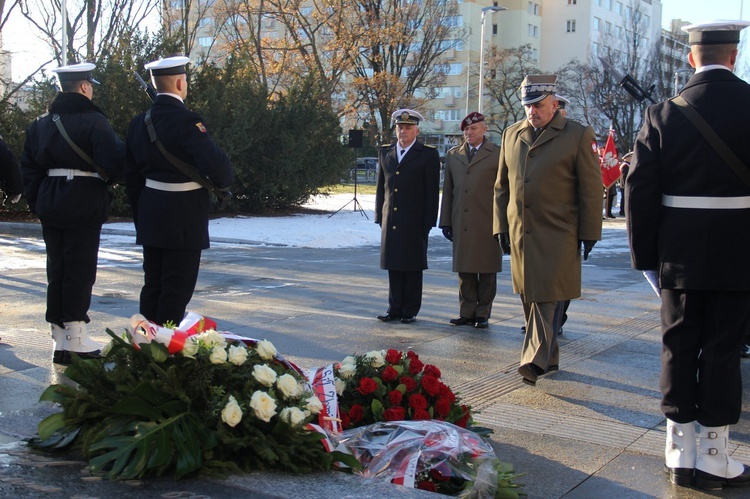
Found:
[396,171,400,175]
[394,207,398,211]
[392,226,397,230]
[394,188,399,192]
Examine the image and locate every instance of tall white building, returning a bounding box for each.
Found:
[540,0,663,72]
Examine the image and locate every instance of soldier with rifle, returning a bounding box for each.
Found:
[126,56,233,326]
[20,62,125,364]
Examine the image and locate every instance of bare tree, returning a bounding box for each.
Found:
[482,44,539,134]
[19,0,155,64]
[0,0,20,31]
[161,0,216,58]
[268,0,364,109]
[345,0,465,139]
[0,0,51,102]
[557,0,658,151]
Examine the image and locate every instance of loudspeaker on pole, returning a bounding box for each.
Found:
[348,129,364,148]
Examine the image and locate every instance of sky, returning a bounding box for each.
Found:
[3,1,749,83]
[0,193,631,272]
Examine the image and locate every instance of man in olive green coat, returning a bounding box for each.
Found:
[440,112,502,329]
[493,75,602,386]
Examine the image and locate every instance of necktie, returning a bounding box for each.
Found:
[469,147,477,160]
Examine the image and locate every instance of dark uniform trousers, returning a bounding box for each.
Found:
[140,246,201,326]
[42,225,101,326]
[660,288,750,427]
[521,297,564,371]
[458,272,496,320]
[388,270,423,318]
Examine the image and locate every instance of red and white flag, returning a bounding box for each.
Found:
[600,128,621,188]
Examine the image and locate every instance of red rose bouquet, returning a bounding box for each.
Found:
[332,349,472,430]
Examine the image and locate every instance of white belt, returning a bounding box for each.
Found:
[662,195,750,209]
[145,179,203,192]
[48,168,101,180]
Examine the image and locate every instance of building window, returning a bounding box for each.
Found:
[535,4,540,15]
[447,63,463,75]
[615,1,623,15]
[593,17,601,31]
[528,24,534,37]
[198,17,212,28]
[170,0,183,9]
[594,0,601,5]
[605,21,612,34]
[434,109,462,121]
[592,42,599,57]
[568,0,576,4]
[604,0,612,9]
[198,36,212,47]
[533,25,538,38]
[443,16,463,27]
[438,86,462,98]
[492,24,497,35]
[566,20,576,32]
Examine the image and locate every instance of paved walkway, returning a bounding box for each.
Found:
[1,217,749,498]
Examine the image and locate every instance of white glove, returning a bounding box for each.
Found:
[10,194,21,203]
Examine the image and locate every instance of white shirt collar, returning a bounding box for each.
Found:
[157,92,185,102]
[695,64,732,74]
[398,140,416,157]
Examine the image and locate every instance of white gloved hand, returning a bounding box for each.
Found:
[10,194,21,203]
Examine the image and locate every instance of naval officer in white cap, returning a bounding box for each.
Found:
[125,56,233,327]
[20,62,125,364]
[627,20,750,490]
[375,109,440,324]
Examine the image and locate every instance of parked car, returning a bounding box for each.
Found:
[350,157,379,182]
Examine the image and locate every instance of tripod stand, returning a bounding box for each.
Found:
[330,129,369,219]
[329,153,369,219]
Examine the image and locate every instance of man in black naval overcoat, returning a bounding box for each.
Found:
[0,135,23,204]
[126,56,233,326]
[21,63,125,364]
[375,109,440,324]
[626,20,750,491]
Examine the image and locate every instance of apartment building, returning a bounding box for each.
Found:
[165,0,668,152]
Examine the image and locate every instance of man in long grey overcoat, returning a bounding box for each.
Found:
[440,112,501,329]
[493,75,602,386]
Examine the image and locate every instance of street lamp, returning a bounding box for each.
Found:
[478,6,507,114]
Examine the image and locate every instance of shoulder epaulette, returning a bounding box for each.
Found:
[425,144,437,149]
[447,145,460,152]
[381,144,391,148]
